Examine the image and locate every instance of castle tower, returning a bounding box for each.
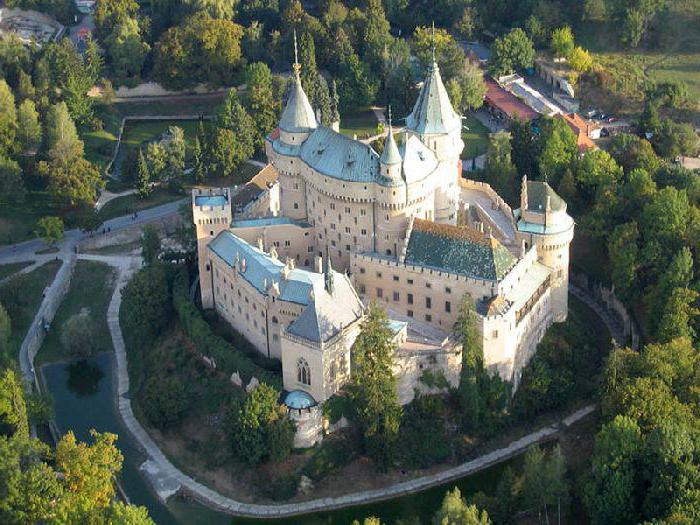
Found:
[515,177,574,322]
[404,35,464,225]
[276,30,317,220]
[192,188,232,308]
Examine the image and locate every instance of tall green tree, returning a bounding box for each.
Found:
[211,91,256,175]
[412,25,465,81]
[432,487,491,524]
[550,26,574,58]
[136,148,152,198]
[16,100,42,153]
[489,28,535,77]
[523,445,569,524]
[104,16,149,85]
[140,225,161,266]
[0,369,29,439]
[35,216,64,246]
[245,62,279,149]
[456,296,483,431]
[0,156,24,202]
[0,80,17,156]
[349,304,402,470]
[42,102,84,162]
[483,131,518,205]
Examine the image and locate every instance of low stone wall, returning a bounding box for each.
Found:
[393,345,462,405]
[571,271,640,349]
[78,216,182,252]
[115,82,234,99]
[459,178,516,224]
[22,256,76,388]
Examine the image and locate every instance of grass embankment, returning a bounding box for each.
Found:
[0,260,61,363]
[461,113,491,160]
[97,188,183,223]
[0,261,32,281]
[35,261,116,366]
[339,107,379,138]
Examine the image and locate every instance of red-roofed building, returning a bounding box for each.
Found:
[484,77,539,122]
[559,113,598,152]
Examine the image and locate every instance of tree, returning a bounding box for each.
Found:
[185,0,238,19]
[0,80,17,156]
[656,287,699,343]
[16,100,42,153]
[104,16,149,85]
[154,13,245,90]
[337,51,378,112]
[163,126,186,185]
[136,148,151,198]
[483,131,518,205]
[0,304,10,364]
[489,28,535,77]
[120,265,171,349]
[211,91,256,175]
[550,26,574,58]
[584,415,643,525]
[0,156,24,202]
[299,31,319,100]
[412,25,465,80]
[608,222,640,301]
[652,120,699,159]
[569,46,593,72]
[228,383,293,464]
[193,120,208,182]
[608,133,661,174]
[362,0,392,73]
[452,60,486,113]
[35,216,64,246]
[456,296,483,431]
[349,304,402,470]
[536,117,578,185]
[0,369,29,439]
[60,311,99,357]
[94,0,140,40]
[432,487,491,525]
[39,157,103,206]
[245,62,279,149]
[523,445,569,524]
[42,102,84,162]
[141,374,189,429]
[140,225,161,266]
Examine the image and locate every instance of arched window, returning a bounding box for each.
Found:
[297,358,310,386]
[271,316,279,324]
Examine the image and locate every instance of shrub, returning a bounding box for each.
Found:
[121,265,171,351]
[60,311,99,357]
[141,373,190,429]
[171,268,281,389]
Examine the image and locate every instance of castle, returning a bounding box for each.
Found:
[192,49,574,446]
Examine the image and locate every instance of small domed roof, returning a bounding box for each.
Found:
[284,390,316,409]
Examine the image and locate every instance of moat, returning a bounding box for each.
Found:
[43,353,525,524]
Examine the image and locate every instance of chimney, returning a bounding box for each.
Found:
[521,175,528,211]
[315,255,323,273]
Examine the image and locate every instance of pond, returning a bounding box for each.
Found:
[43,353,523,525]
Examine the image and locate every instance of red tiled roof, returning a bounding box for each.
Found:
[268,127,281,141]
[484,78,539,122]
[560,113,597,152]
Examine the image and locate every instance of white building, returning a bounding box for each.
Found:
[193,51,574,445]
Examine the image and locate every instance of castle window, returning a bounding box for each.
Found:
[346,245,351,251]
[385,214,389,222]
[426,282,432,289]
[393,275,399,281]
[426,297,432,308]
[272,316,278,324]
[361,229,367,235]
[492,330,498,338]
[377,288,383,298]
[407,310,413,317]
[297,358,311,385]
[210,231,214,236]
[407,279,414,285]
[360,267,366,274]
[445,287,451,294]
[393,291,400,301]
[360,209,366,216]
[345,207,350,213]
[294,203,299,209]
[285,240,291,246]
[445,301,451,313]
[386,249,391,255]
[308,246,314,252]
[376,271,382,278]
[425,314,432,322]
[359,284,366,294]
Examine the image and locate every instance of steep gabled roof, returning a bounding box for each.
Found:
[526,181,565,212]
[405,62,462,135]
[405,219,517,281]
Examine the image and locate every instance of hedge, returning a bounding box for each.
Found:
[171,268,282,390]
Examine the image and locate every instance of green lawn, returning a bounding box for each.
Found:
[36,261,116,366]
[199,162,260,187]
[98,188,183,222]
[339,107,380,138]
[461,113,491,160]
[0,260,61,363]
[0,261,32,281]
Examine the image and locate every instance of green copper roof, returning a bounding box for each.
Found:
[299,126,380,183]
[381,131,402,165]
[279,78,317,133]
[405,220,517,281]
[526,181,565,212]
[405,62,462,135]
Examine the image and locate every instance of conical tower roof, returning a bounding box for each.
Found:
[381,111,402,165]
[279,32,317,134]
[405,61,461,135]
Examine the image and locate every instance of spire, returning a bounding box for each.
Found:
[405,33,461,136]
[381,106,401,166]
[278,29,317,134]
[292,29,301,82]
[323,246,334,295]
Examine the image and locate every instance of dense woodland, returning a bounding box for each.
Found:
[1,0,700,523]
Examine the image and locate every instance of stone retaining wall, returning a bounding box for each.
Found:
[78,216,182,252]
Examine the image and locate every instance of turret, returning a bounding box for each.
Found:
[515,180,574,322]
[192,188,232,308]
[379,108,403,182]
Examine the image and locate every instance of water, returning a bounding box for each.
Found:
[43,353,522,525]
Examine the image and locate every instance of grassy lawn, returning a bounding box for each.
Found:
[339,107,379,138]
[0,260,61,363]
[0,261,32,281]
[83,240,142,256]
[198,162,260,187]
[36,261,116,366]
[461,113,491,159]
[97,188,183,222]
